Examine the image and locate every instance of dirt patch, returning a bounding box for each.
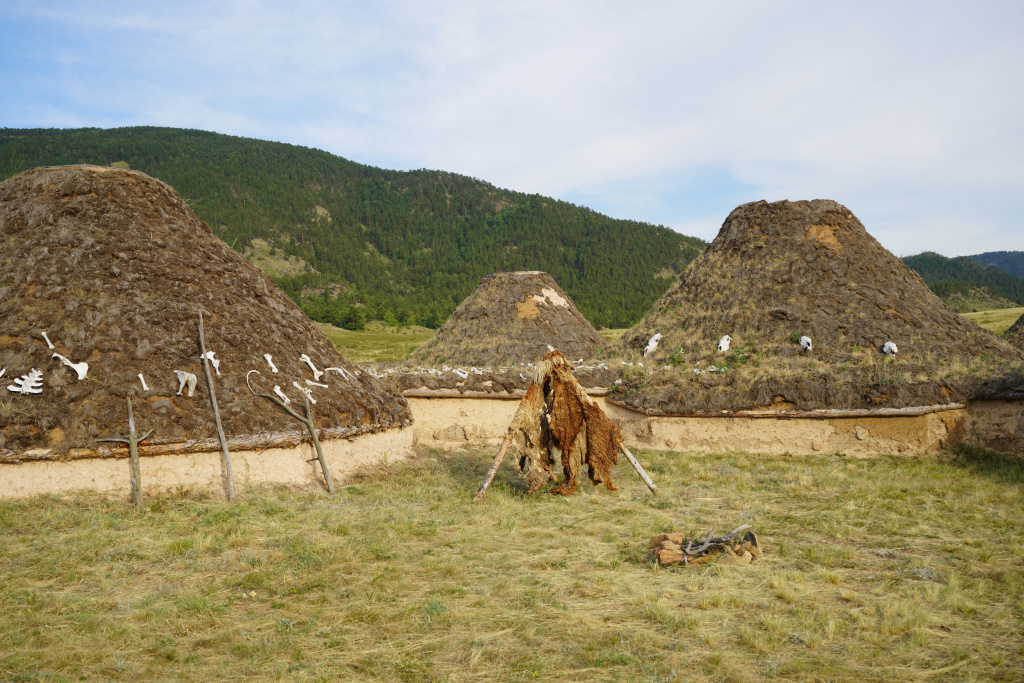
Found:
[408,271,607,367]
[0,165,409,458]
[608,199,1024,414]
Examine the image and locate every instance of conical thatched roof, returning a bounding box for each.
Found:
[0,165,409,457]
[409,271,606,367]
[1004,312,1024,350]
[609,199,1024,414]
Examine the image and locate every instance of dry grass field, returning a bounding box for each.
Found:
[2,445,1022,681]
[962,307,1024,336]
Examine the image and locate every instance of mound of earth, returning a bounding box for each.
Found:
[608,199,1024,414]
[408,271,607,368]
[0,166,409,457]
[1004,312,1024,350]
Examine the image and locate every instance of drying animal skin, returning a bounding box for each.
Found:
[510,350,623,495]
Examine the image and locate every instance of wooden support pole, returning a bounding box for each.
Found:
[246,371,335,493]
[302,393,335,494]
[473,428,514,503]
[198,311,235,501]
[620,445,658,494]
[98,396,154,512]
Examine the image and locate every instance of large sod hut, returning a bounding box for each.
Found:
[599,199,1024,454]
[0,165,411,497]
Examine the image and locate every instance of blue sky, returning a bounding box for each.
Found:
[2,1,1022,256]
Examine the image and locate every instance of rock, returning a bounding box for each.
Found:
[656,549,685,566]
[649,532,688,548]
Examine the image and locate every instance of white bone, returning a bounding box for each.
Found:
[471,366,483,375]
[453,368,469,379]
[799,335,813,352]
[138,373,149,391]
[546,345,555,352]
[52,353,88,380]
[174,370,197,397]
[41,332,55,350]
[326,366,356,381]
[882,341,898,356]
[0,369,5,379]
[199,351,221,376]
[8,368,43,394]
[292,381,316,404]
[306,379,329,388]
[263,353,278,373]
[273,385,291,404]
[718,335,732,353]
[644,332,662,357]
[299,354,324,381]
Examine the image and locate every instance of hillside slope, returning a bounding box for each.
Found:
[0,127,706,328]
[967,251,1024,279]
[901,251,1024,311]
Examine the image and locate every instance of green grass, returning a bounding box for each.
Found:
[1,445,1022,681]
[317,321,436,362]
[962,307,1024,335]
[598,328,628,343]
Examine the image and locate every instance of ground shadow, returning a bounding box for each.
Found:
[435,447,531,497]
[949,444,1024,486]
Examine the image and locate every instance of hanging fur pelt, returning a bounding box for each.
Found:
[507,349,623,495]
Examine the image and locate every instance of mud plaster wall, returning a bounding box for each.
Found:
[1,428,413,499]
[410,397,1020,456]
[963,399,1024,453]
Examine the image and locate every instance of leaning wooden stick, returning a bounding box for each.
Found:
[246,371,335,493]
[97,396,154,512]
[620,445,658,494]
[198,311,235,501]
[473,428,514,502]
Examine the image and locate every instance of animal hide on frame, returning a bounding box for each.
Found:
[509,349,623,495]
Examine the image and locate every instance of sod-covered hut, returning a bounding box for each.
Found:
[609,199,1024,414]
[389,272,613,396]
[1004,312,1024,351]
[0,165,410,462]
[411,271,606,367]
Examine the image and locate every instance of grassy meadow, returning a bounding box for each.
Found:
[317,321,436,362]
[2,445,1022,681]
[962,307,1024,336]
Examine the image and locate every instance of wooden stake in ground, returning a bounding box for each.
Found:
[474,349,657,501]
[97,396,154,512]
[246,371,335,493]
[198,311,235,501]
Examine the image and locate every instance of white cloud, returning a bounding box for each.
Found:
[2,0,1023,255]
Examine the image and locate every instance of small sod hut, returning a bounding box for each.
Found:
[411,271,606,368]
[1004,312,1024,351]
[609,199,1024,415]
[0,165,410,492]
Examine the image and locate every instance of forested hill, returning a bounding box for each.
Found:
[902,251,1024,310]
[0,127,706,329]
[966,251,1024,279]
